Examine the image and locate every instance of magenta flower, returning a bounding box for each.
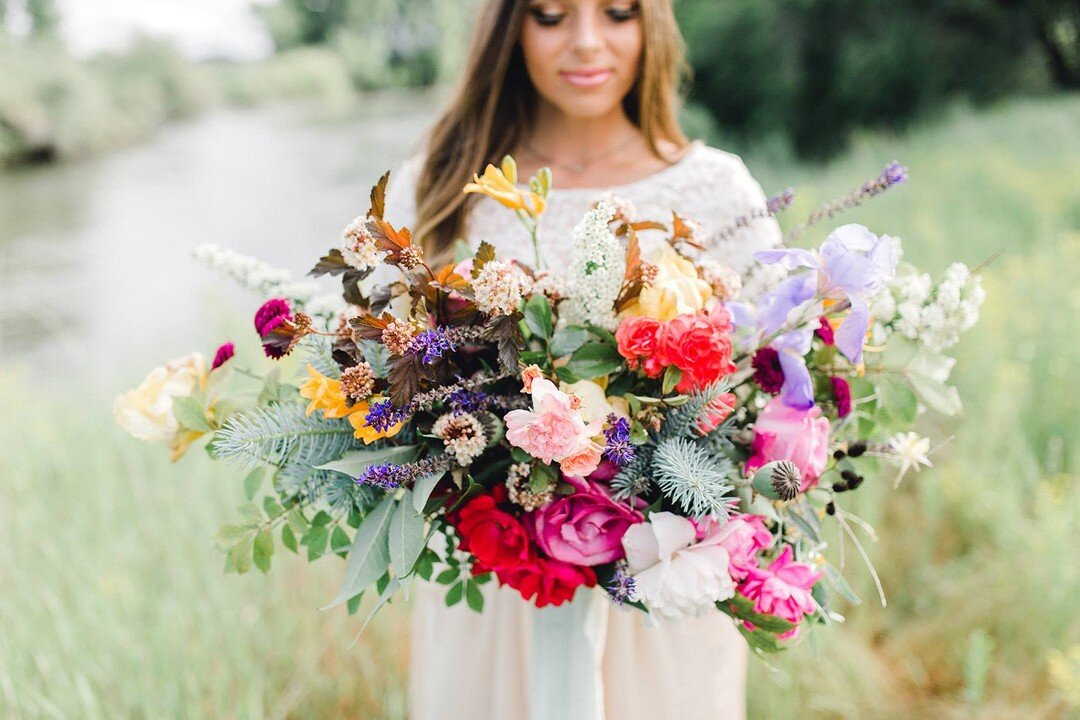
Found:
[830,376,852,418]
[745,397,832,489]
[211,342,235,370]
[530,475,643,566]
[738,546,822,637]
[751,347,785,393]
[714,514,774,580]
[254,298,291,337]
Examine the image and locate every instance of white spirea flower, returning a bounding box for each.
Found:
[433,412,488,466]
[472,260,533,316]
[340,216,384,271]
[622,511,736,621]
[559,201,625,331]
[877,261,984,353]
[698,258,742,301]
[192,243,311,303]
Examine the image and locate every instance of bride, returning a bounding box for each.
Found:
[382,0,782,717]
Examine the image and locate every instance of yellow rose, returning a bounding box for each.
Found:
[624,245,712,321]
[113,352,208,459]
[347,395,404,444]
[299,365,352,419]
[463,163,547,218]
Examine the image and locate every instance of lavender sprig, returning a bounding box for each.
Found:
[785,161,908,242]
[363,370,517,430]
[408,327,456,365]
[714,188,796,242]
[357,455,452,490]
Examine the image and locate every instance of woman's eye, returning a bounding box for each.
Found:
[606,3,640,22]
[529,8,565,26]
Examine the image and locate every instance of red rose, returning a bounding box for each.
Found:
[495,557,597,607]
[615,316,667,378]
[455,495,532,569]
[658,307,736,392]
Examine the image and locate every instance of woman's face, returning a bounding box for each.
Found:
[521,0,644,121]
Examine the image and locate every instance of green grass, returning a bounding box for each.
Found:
[2,94,1079,718]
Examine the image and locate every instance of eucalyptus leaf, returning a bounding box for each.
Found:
[823,562,862,604]
[390,490,426,577]
[412,472,445,514]
[322,498,394,609]
[316,445,420,477]
[173,396,212,433]
[358,575,401,635]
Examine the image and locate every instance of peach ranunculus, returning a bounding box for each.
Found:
[505,378,603,476]
[114,352,210,461]
[624,244,712,321]
[463,159,547,218]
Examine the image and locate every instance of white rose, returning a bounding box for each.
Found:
[622,512,736,621]
[114,353,207,443]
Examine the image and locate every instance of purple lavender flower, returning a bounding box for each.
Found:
[766,188,796,214]
[448,387,489,415]
[409,327,456,365]
[365,399,409,432]
[882,161,907,187]
[606,566,637,606]
[602,413,636,466]
[357,462,407,490]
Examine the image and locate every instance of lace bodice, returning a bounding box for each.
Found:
[384,141,783,297]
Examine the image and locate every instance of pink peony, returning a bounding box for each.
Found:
[714,514,774,580]
[745,397,831,489]
[530,476,643,566]
[505,379,601,474]
[738,546,822,637]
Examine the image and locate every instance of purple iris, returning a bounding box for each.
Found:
[754,224,898,365]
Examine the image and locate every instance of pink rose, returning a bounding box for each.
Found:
[559,438,604,478]
[714,514,774,580]
[738,546,823,638]
[615,316,667,378]
[505,379,600,465]
[745,397,831,489]
[658,307,736,393]
[532,476,643,566]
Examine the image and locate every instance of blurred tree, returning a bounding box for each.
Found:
[677,0,1080,159]
[26,0,59,38]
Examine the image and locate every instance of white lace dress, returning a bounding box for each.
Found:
[384,141,783,720]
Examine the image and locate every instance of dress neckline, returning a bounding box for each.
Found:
[519,140,706,197]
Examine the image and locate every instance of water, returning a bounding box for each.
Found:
[0,92,435,383]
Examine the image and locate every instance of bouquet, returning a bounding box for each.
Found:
[115,157,984,651]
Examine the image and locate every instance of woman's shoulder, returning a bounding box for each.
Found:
[674,142,759,187]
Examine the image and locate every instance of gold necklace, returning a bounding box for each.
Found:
[523,132,640,175]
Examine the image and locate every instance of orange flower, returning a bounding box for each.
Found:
[464,160,547,218]
[299,365,351,419]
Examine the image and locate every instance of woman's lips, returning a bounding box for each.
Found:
[559,68,614,88]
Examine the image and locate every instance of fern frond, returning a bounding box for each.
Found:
[210,401,360,470]
[652,437,738,519]
[659,381,731,441]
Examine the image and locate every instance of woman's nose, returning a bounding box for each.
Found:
[571,10,604,57]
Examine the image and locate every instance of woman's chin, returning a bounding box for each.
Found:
[547,95,627,122]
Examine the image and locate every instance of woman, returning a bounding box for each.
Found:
[383,1,782,718]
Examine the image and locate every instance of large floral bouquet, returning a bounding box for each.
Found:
[116,158,983,651]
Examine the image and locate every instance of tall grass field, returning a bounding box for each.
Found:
[1,94,1078,719]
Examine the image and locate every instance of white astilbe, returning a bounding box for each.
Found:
[340,216,384,271]
[559,201,625,331]
[432,412,488,466]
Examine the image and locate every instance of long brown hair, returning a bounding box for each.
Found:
[414,0,690,262]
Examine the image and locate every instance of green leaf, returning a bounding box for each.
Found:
[262,497,284,518]
[445,581,464,607]
[322,497,395,609]
[236,502,263,526]
[511,447,533,463]
[331,526,351,556]
[346,593,364,616]
[523,294,554,339]
[229,533,255,575]
[253,527,274,574]
[213,524,252,549]
[412,472,445,514]
[585,324,617,346]
[316,445,420,477]
[242,468,264,501]
[465,580,484,613]
[661,366,683,395]
[303,525,328,562]
[358,576,401,633]
[311,511,333,527]
[389,491,426,577]
[555,366,580,384]
[287,507,310,536]
[823,562,861,604]
[909,374,963,417]
[549,325,589,357]
[173,396,212,433]
[257,367,283,405]
[435,568,460,585]
[566,342,623,380]
[281,524,298,553]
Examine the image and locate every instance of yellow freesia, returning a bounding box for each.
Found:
[347,396,404,444]
[463,163,547,218]
[299,365,351,419]
[622,244,712,321]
